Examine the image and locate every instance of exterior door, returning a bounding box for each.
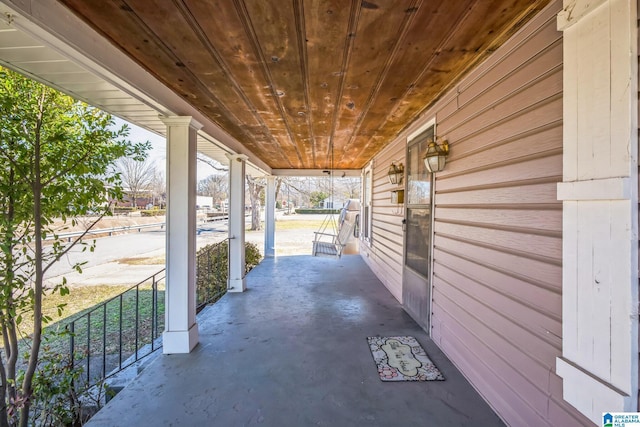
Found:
[402,125,434,332]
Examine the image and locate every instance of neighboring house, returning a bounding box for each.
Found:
[321,196,348,210]
[196,195,213,209]
[111,186,165,210]
[0,0,635,425]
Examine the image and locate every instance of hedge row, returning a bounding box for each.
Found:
[140,209,166,217]
[294,208,341,214]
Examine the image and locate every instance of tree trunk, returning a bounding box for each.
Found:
[275,177,282,202]
[246,177,263,231]
[0,342,8,427]
[20,92,47,427]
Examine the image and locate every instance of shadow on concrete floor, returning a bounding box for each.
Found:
[86,255,504,427]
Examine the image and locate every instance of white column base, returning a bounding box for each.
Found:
[162,323,199,354]
[227,277,246,293]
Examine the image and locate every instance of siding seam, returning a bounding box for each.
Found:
[436,218,562,238]
[445,93,562,156]
[434,290,555,426]
[436,175,563,195]
[436,233,563,271]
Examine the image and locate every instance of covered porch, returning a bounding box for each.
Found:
[86,255,503,427]
[0,0,637,424]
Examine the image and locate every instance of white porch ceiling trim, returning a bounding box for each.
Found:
[0,0,269,177]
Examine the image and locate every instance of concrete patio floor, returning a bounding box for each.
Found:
[87,255,504,427]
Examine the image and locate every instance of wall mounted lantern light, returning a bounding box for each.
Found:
[387,162,404,185]
[423,138,449,173]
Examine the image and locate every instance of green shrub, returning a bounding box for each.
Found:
[196,241,262,308]
[140,209,166,217]
[245,241,262,270]
[26,332,85,427]
[113,206,135,214]
[294,208,340,214]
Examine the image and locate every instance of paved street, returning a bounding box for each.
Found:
[43,214,329,287]
[44,221,229,287]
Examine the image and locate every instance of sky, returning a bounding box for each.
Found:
[113,117,219,181]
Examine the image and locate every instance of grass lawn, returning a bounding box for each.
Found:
[45,281,165,356]
[0,280,164,361]
[9,285,154,377]
[246,219,325,234]
[117,256,165,265]
[275,219,325,230]
[16,285,133,343]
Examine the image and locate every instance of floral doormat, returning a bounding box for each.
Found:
[367,336,445,381]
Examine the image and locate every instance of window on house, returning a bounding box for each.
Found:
[363,167,372,243]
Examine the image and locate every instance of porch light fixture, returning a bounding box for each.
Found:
[387,162,404,185]
[423,138,449,173]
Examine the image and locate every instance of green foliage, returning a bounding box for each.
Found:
[0,66,150,426]
[196,241,262,308]
[112,206,136,214]
[24,333,84,427]
[275,200,282,209]
[294,208,341,214]
[309,191,329,208]
[140,209,165,217]
[244,241,262,270]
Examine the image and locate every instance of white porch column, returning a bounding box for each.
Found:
[226,153,248,292]
[556,0,638,423]
[160,116,202,354]
[264,176,276,258]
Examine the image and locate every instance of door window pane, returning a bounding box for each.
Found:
[407,127,433,205]
[405,208,430,276]
[404,125,434,278]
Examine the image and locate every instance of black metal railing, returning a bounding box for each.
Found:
[64,238,241,390]
[66,269,165,388]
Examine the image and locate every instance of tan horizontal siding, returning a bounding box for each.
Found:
[436,236,562,299]
[365,1,593,425]
[431,3,590,425]
[444,96,563,159]
[435,207,562,233]
[361,137,405,302]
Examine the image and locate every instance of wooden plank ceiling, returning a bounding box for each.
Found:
[58,0,551,170]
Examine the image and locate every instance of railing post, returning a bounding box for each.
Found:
[86,312,91,385]
[69,322,75,371]
[102,304,107,379]
[151,274,157,351]
[118,294,123,370]
[207,246,213,302]
[135,285,139,361]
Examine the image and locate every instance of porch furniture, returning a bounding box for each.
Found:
[312,217,355,259]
